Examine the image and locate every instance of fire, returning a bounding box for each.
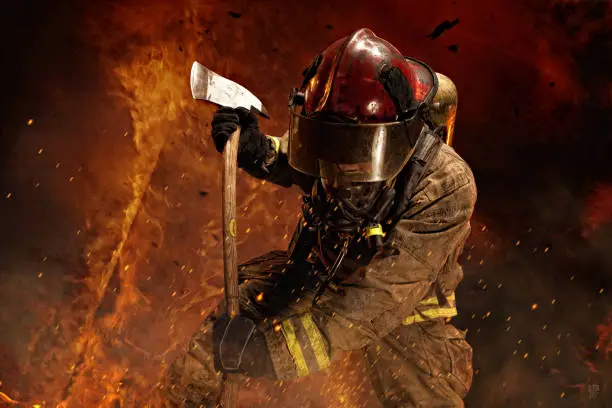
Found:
[13,2,304,406]
[552,313,612,404]
[595,315,612,358]
[582,183,612,237]
[0,390,20,404]
[15,3,215,407]
[4,0,608,407]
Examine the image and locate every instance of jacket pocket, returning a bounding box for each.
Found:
[418,321,473,398]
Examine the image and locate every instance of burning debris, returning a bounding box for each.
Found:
[426,18,460,39]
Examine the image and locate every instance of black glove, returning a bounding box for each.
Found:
[212,313,277,379]
[211,107,274,172]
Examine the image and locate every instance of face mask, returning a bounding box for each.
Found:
[321,180,385,220]
[304,179,384,238]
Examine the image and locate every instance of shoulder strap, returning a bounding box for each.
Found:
[386,127,444,227]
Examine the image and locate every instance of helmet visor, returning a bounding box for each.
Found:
[288,109,423,183]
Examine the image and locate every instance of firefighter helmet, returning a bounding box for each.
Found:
[287,28,438,184]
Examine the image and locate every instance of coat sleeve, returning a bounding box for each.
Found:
[244,132,315,193]
[311,148,477,352]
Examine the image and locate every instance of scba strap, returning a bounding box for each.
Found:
[385,126,444,229]
[406,127,443,193]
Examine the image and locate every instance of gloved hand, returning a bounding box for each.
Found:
[212,313,276,379]
[211,107,274,172]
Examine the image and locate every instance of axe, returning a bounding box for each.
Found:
[190,61,269,408]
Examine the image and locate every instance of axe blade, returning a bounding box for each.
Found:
[190,61,269,117]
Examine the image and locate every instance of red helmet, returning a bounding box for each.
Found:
[288,28,438,183]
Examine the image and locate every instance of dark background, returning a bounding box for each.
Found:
[1,0,611,406]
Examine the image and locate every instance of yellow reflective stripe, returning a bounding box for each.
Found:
[418,295,439,306]
[418,292,456,306]
[299,314,331,370]
[281,320,309,377]
[403,306,458,325]
[403,292,458,325]
[365,224,384,238]
[267,136,281,153]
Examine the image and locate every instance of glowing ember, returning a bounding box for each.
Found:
[0,391,20,404]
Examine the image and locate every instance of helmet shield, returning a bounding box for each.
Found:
[288,108,423,183]
[286,29,439,183]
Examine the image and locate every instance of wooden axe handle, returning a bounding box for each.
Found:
[222,128,240,316]
[219,127,241,408]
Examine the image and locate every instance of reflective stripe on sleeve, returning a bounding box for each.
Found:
[280,319,309,377]
[403,292,458,325]
[300,314,331,370]
[279,313,331,377]
[403,306,458,325]
[418,292,456,306]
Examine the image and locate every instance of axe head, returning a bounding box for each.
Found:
[190,61,269,117]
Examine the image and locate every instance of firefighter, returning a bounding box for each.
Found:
[164,28,475,407]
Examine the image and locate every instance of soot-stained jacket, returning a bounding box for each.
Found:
[247,132,477,377]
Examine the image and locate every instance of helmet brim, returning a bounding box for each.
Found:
[288,108,424,183]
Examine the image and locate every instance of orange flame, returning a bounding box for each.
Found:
[14,2,313,407]
[595,315,612,359]
[582,183,612,237]
[0,390,20,404]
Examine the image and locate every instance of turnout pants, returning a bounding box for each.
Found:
[163,252,473,407]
